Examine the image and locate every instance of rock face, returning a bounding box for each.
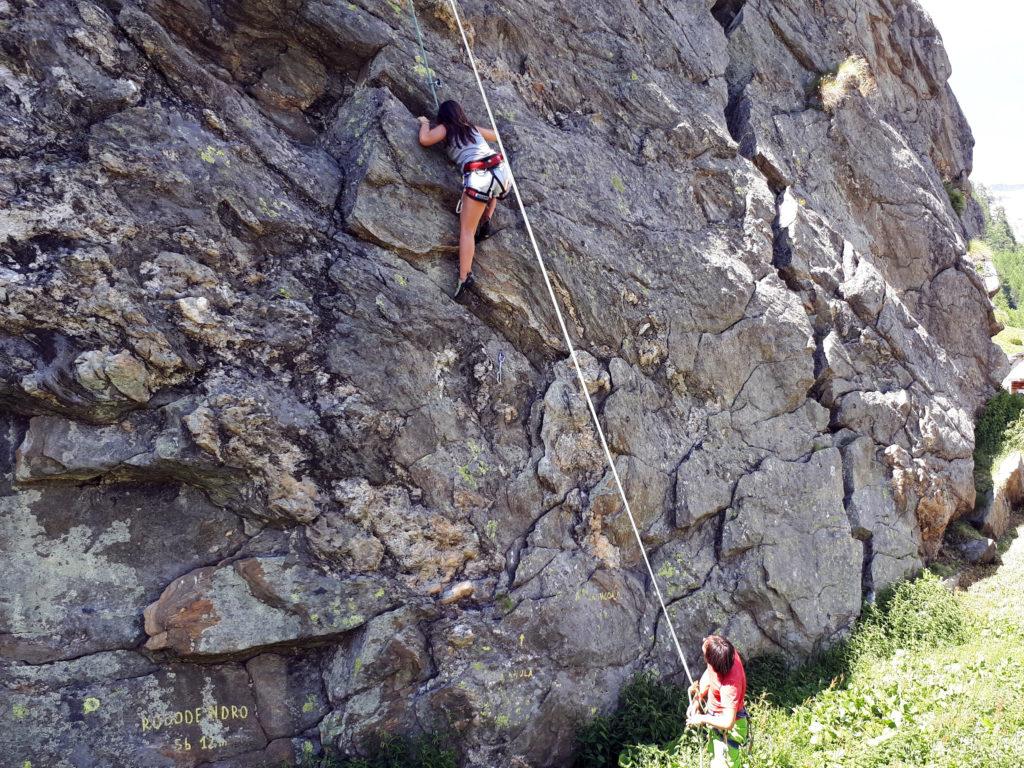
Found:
[0,0,1004,766]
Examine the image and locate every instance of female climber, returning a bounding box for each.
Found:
[417,99,512,299]
[686,634,749,768]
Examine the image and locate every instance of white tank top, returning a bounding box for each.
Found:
[446,128,494,168]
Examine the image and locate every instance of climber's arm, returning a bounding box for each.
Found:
[476,125,498,142]
[687,682,739,732]
[689,704,737,732]
[418,117,447,147]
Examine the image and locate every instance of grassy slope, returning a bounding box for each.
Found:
[577,519,1024,768]
[746,525,1024,768]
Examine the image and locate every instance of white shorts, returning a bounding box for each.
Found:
[462,160,511,202]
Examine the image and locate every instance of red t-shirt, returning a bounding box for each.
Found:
[698,650,746,716]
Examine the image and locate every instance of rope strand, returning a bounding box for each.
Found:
[408,0,440,112]
[444,0,695,686]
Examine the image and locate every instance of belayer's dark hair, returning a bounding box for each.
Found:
[704,635,735,676]
[437,99,476,149]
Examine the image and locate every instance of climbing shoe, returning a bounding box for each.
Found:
[454,271,475,299]
[475,216,493,243]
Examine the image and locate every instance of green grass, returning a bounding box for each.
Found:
[973,391,1024,496]
[574,566,1024,768]
[993,323,1024,356]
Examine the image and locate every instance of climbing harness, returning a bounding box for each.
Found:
[454,153,511,215]
[408,0,441,111]
[462,152,511,202]
[444,0,696,688]
[462,153,505,173]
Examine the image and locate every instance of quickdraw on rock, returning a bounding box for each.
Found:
[407,0,441,111]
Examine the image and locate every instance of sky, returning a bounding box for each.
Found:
[917,0,1024,186]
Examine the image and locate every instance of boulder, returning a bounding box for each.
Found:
[143,557,397,657]
[246,653,330,740]
[956,536,997,565]
[0,480,243,663]
[968,452,1023,539]
[840,434,923,592]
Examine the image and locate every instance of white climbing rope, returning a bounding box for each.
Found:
[444,0,696,686]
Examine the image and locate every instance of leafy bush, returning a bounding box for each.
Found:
[944,181,966,216]
[850,571,970,659]
[818,55,877,112]
[574,672,696,768]
[973,391,1024,495]
[299,733,458,768]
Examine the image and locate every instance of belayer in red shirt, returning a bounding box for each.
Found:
[686,634,750,768]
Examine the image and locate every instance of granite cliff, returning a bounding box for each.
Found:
[0,0,1005,765]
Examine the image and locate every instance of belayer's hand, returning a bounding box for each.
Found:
[686,712,705,728]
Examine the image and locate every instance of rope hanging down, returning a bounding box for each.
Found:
[443,0,695,686]
[408,0,440,111]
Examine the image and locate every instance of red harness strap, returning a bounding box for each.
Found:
[462,153,504,173]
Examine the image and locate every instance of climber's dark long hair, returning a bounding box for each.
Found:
[437,100,476,149]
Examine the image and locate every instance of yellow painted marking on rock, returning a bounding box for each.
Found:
[139,702,250,732]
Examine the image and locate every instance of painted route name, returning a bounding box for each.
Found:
[140,703,250,732]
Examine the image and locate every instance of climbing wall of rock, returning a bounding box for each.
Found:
[0,0,1004,765]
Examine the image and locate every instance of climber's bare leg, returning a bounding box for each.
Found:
[459,194,487,281]
[483,197,497,222]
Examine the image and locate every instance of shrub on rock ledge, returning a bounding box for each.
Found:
[818,55,877,111]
